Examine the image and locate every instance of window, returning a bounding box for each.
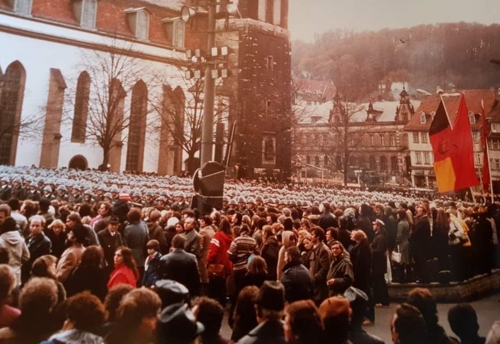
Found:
[495,159,500,171]
[273,0,281,25]
[391,156,398,171]
[163,18,185,48]
[315,156,320,166]
[258,0,266,21]
[306,155,311,165]
[424,152,430,165]
[369,156,376,170]
[413,132,419,144]
[420,112,426,124]
[390,134,396,146]
[72,0,97,29]
[474,153,481,166]
[0,61,25,165]
[14,0,32,15]
[265,56,274,71]
[421,132,428,144]
[493,140,499,150]
[324,155,329,166]
[125,8,149,40]
[380,156,387,171]
[262,135,276,165]
[472,131,480,144]
[415,152,422,165]
[492,123,500,133]
[126,81,148,172]
[380,135,385,146]
[71,72,90,143]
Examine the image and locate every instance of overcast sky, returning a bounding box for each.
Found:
[289,0,500,42]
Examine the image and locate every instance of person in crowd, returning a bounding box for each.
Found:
[371,219,389,307]
[338,216,354,250]
[0,277,59,343]
[231,286,259,343]
[260,225,280,281]
[407,287,457,344]
[237,281,286,344]
[358,204,375,242]
[65,245,108,301]
[38,198,55,228]
[98,284,133,337]
[318,202,338,231]
[243,255,268,288]
[142,239,162,288]
[318,296,352,344]
[107,246,138,290]
[97,216,123,276]
[159,234,200,296]
[123,208,149,283]
[0,214,29,287]
[207,217,233,306]
[105,288,162,344]
[154,279,190,310]
[325,227,338,249]
[45,219,67,259]
[281,246,313,303]
[56,224,86,283]
[147,210,168,254]
[65,212,99,247]
[395,209,411,283]
[93,202,113,233]
[157,302,204,344]
[412,205,432,283]
[23,215,51,282]
[471,207,494,276]
[193,296,228,344]
[198,215,215,295]
[448,303,486,344]
[307,227,331,306]
[45,292,106,344]
[183,216,201,258]
[0,265,20,328]
[432,208,451,278]
[277,231,297,280]
[283,300,324,343]
[7,199,27,235]
[326,241,354,297]
[30,255,66,304]
[390,303,427,344]
[447,209,471,282]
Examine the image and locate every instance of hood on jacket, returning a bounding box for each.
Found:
[0,230,24,246]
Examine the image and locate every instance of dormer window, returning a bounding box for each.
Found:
[72,0,98,29]
[420,112,426,124]
[162,18,185,48]
[9,0,33,15]
[125,8,150,41]
[469,112,476,124]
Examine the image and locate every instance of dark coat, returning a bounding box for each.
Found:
[147,222,168,254]
[260,236,280,281]
[0,186,11,201]
[11,186,26,200]
[357,216,375,242]
[349,240,372,292]
[97,229,123,271]
[280,260,313,303]
[412,215,432,259]
[236,320,286,344]
[65,266,108,301]
[326,253,354,296]
[307,242,331,304]
[318,212,338,231]
[160,248,200,296]
[371,229,388,276]
[142,252,162,287]
[26,232,52,263]
[123,221,149,268]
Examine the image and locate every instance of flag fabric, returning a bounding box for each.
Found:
[429,94,479,193]
[481,100,491,193]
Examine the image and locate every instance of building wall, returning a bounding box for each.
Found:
[0,5,188,173]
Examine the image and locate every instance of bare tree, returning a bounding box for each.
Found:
[68,41,152,171]
[150,76,230,175]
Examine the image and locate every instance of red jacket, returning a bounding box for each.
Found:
[208,231,233,275]
[107,264,137,290]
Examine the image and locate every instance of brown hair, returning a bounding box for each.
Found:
[117,288,161,327]
[116,247,139,280]
[31,255,57,279]
[248,256,268,275]
[286,300,324,342]
[65,292,107,332]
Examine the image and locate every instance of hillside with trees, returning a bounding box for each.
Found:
[292,22,500,100]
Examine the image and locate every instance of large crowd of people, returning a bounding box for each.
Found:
[0,166,499,344]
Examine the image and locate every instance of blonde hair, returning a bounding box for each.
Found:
[48,219,66,231]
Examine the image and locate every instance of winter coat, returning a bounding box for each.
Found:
[396,219,410,265]
[318,212,338,231]
[412,215,432,259]
[184,228,201,259]
[45,329,103,344]
[307,242,332,304]
[65,266,108,301]
[160,248,201,296]
[123,221,149,268]
[147,222,168,254]
[0,228,30,285]
[260,236,280,281]
[327,253,354,296]
[56,245,85,283]
[97,229,123,271]
[371,229,388,276]
[142,252,162,287]
[236,320,286,344]
[107,264,137,290]
[349,239,372,292]
[199,226,215,284]
[280,260,313,303]
[208,231,233,276]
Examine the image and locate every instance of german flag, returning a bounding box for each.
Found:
[429,94,479,193]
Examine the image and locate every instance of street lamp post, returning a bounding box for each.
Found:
[201,1,216,166]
